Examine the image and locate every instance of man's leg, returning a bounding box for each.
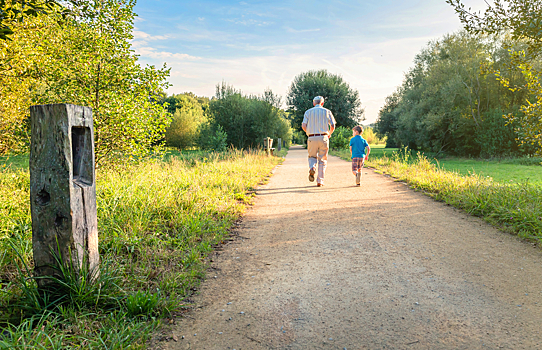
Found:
[307,137,318,181]
[316,136,329,185]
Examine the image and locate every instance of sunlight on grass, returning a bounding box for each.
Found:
[330,147,542,240]
[0,149,282,348]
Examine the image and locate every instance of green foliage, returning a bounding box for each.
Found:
[197,123,228,151]
[446,0,542,50]
[362,126,386,145]
[0,150,281,347]
[35,0,171,164]
[164,94,208,150]
[0,0,171,163]
[207,82,292,149]
[162,92,209,115]
[375,31,531,157]
[125,290,160,318]
[287,69,364,131]
[502,52,542,154]
[367,151,542,239]
[476,108,518,157]
[329,126,351,150]
[291,130,307,145]
[0,0,63,41]
[448,0,542,155]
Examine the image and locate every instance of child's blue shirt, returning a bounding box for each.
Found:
[350,135,369,159]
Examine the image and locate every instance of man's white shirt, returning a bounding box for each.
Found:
[303,105,336,135]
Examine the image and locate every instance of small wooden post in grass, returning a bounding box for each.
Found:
[30,104,99,288]
[263,137,274,156]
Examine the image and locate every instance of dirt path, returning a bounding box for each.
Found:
[161,146,542,349]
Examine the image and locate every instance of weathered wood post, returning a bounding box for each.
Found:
[30,104,99,287]
[277,138,282,152]
[264,137,274,156]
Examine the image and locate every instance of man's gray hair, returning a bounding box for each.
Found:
[313,96,324,104]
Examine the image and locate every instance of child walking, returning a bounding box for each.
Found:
[349,125,370,186]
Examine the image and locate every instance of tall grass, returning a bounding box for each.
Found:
[360,150,542,240]
[0,149,282,348]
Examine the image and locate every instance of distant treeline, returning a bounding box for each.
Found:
[376,31,541,157]
[161,83,292,151]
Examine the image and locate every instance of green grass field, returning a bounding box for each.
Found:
[0,149,283,348]
[333,145,542,185]
[434,158,542,185]
[331,145,542,240]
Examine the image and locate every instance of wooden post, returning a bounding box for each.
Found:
[30,104,99,287]
[277,138,282,152]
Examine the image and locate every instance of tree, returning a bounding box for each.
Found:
[32,0,171,163]
[0,0,171,162]
[207,82,292,149]
[0,0,62,40]
[164,93,207,150]
[375,31,525,157]
[287,70,364,132]
[376,90,401,148]
[447,0,542,154]
[0,13,48,154]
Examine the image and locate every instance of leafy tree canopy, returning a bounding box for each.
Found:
[447,0,541,54]
[163,93,208,150]
[0,0,171,163]
[286,70,364,132]
[375,31,525,157]
[447,0,542,154]
[208,82,292,149]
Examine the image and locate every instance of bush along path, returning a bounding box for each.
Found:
[162,145,542,349]
[0,150,282,349]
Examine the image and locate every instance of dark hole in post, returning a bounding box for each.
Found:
[71,126,93,186]
[54,215,66,227]
[36,189,51,206]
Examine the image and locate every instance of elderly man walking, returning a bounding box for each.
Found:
[302,96,336,187]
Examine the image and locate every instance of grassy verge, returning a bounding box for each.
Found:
[331,147,542,241]
[433,158,542,185]
[0,149,282,348]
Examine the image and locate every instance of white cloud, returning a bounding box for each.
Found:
[135,47,201,61]
[285,27,321,33]
[131,0,488,123]
[132,30,170,41]
[136,35,428,123]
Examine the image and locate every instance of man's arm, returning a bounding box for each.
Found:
[302,123,307,133]
[329,124,335,136]
[328,111,336,136]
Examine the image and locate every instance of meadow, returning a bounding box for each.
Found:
[333,145,542,184]
[332,145,542,240]
[0,149,282,348]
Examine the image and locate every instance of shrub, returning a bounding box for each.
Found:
[330,126,351,150]
[197,123,228,151]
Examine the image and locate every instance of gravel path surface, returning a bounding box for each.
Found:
[162,146,542,350]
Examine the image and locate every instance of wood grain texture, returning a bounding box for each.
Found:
[29,104,99,287]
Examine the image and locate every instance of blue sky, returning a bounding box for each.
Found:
[132,0,486,123]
